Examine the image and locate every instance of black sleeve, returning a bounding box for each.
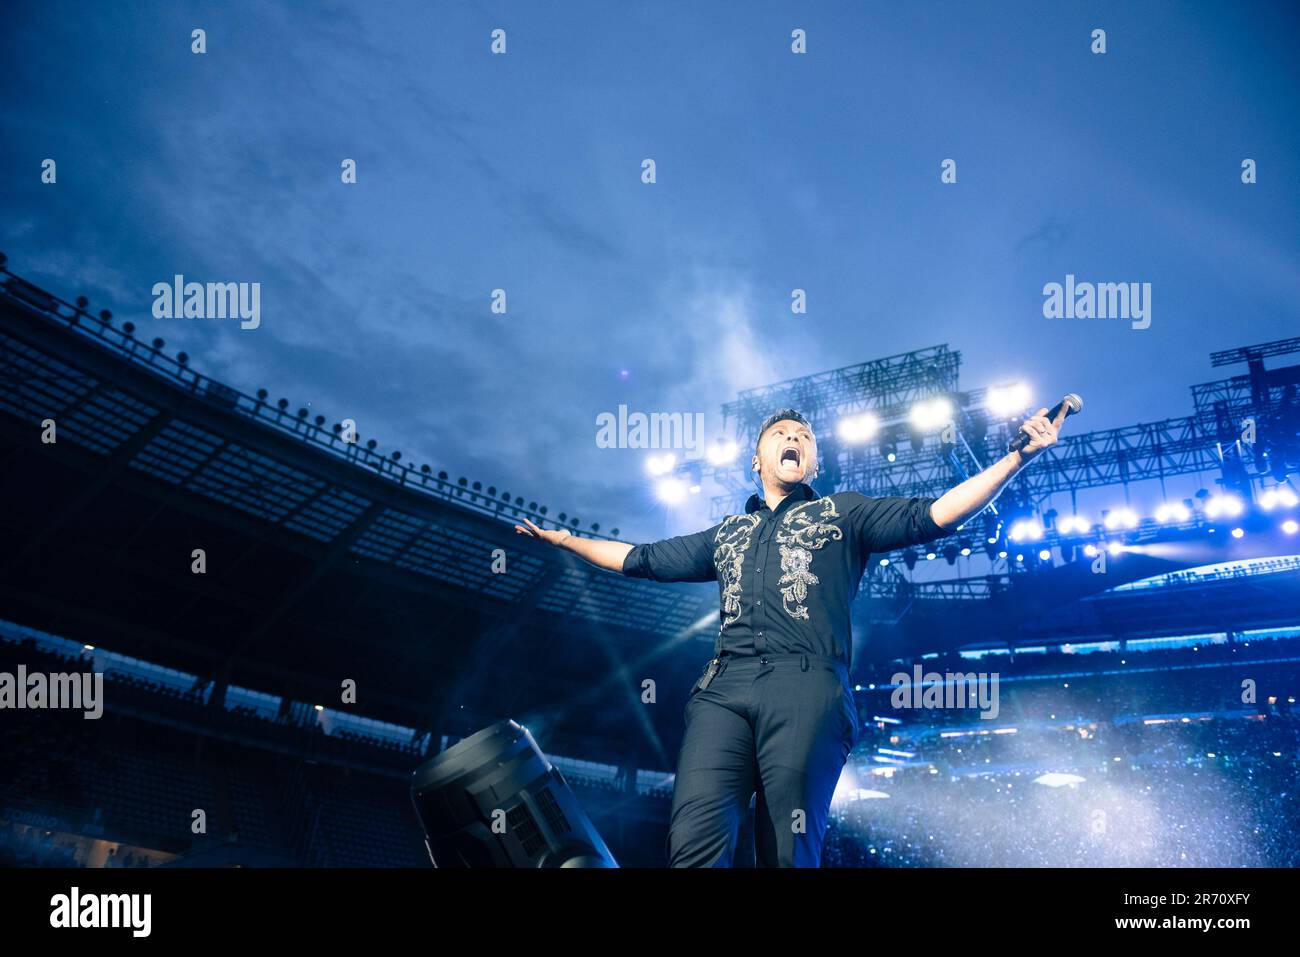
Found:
[621,524,720,583]
[852,495,951,552]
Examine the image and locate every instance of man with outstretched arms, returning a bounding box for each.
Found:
[517,404,1070,867]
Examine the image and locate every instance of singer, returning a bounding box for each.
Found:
[515,402,1073,867]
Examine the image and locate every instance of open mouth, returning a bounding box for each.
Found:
[779,446,802,468]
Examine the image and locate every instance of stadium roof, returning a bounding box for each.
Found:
[0,265,717,760]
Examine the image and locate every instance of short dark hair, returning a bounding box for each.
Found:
[755,408,813,455]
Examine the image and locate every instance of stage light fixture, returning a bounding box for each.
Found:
[706,439,739,466]
[986,382,1031,418]
[1057,515,1090,535]
[1154,502,1191,523]
[909,397,953,432]
[655,477,687,504]
[1103,508,1138,530]
[1008,520,1043,542]
[411,720,617,868]
[1283,520,1298,534]
[645,453,676,476]
[837,411,880,444]
[1205,495,1244,519]
[1260,488,1299,510]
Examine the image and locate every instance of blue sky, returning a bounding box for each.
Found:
[3,0,1298,542]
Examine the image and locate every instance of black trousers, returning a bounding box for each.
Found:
[667,652,858,867]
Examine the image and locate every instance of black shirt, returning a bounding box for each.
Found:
[621,483,951,666]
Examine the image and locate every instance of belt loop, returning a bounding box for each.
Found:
[800,653,809,672]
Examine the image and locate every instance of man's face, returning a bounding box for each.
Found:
[753,419,818,489]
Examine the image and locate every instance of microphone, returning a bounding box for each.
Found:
[1008,393,1083,453]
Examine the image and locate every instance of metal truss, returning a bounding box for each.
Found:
[721,344,961,445]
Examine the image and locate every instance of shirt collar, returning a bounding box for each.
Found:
[744,482,818,515]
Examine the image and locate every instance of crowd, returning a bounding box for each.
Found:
[826,639,1300,867]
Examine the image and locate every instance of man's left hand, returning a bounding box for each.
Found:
[1016,405,1069,459]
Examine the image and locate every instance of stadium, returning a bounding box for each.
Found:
[2,257,1297,869]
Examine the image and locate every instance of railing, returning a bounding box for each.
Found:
[0,262,616,540]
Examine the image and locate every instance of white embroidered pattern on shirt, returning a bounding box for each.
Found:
[775,497,842,620]
[713,513,761,630]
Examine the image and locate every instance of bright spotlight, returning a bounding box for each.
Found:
[909,397,953,432]
[1260,488,1299,510]
[837,412,880,444]
[645,453,677,476]
[1033,772,1085,788]
[1058,515,1090,535]
[1205,495,1243,519]
[986,382,1031,417]
[656,477,688,504]
[1103,508,1138,530]
[925,552,936,561]
[831,769,861,807]
[1038,549,1051,561]
[1083,544,1098,557]
[1230,527,1244,539]
[1008,519,1043,542]
[706,440,738,466]
[1283,520,1298,534]
[1107,542,1123,555]
[1154,502,1191,523]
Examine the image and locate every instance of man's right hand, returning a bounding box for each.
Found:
[514,517,572,547]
